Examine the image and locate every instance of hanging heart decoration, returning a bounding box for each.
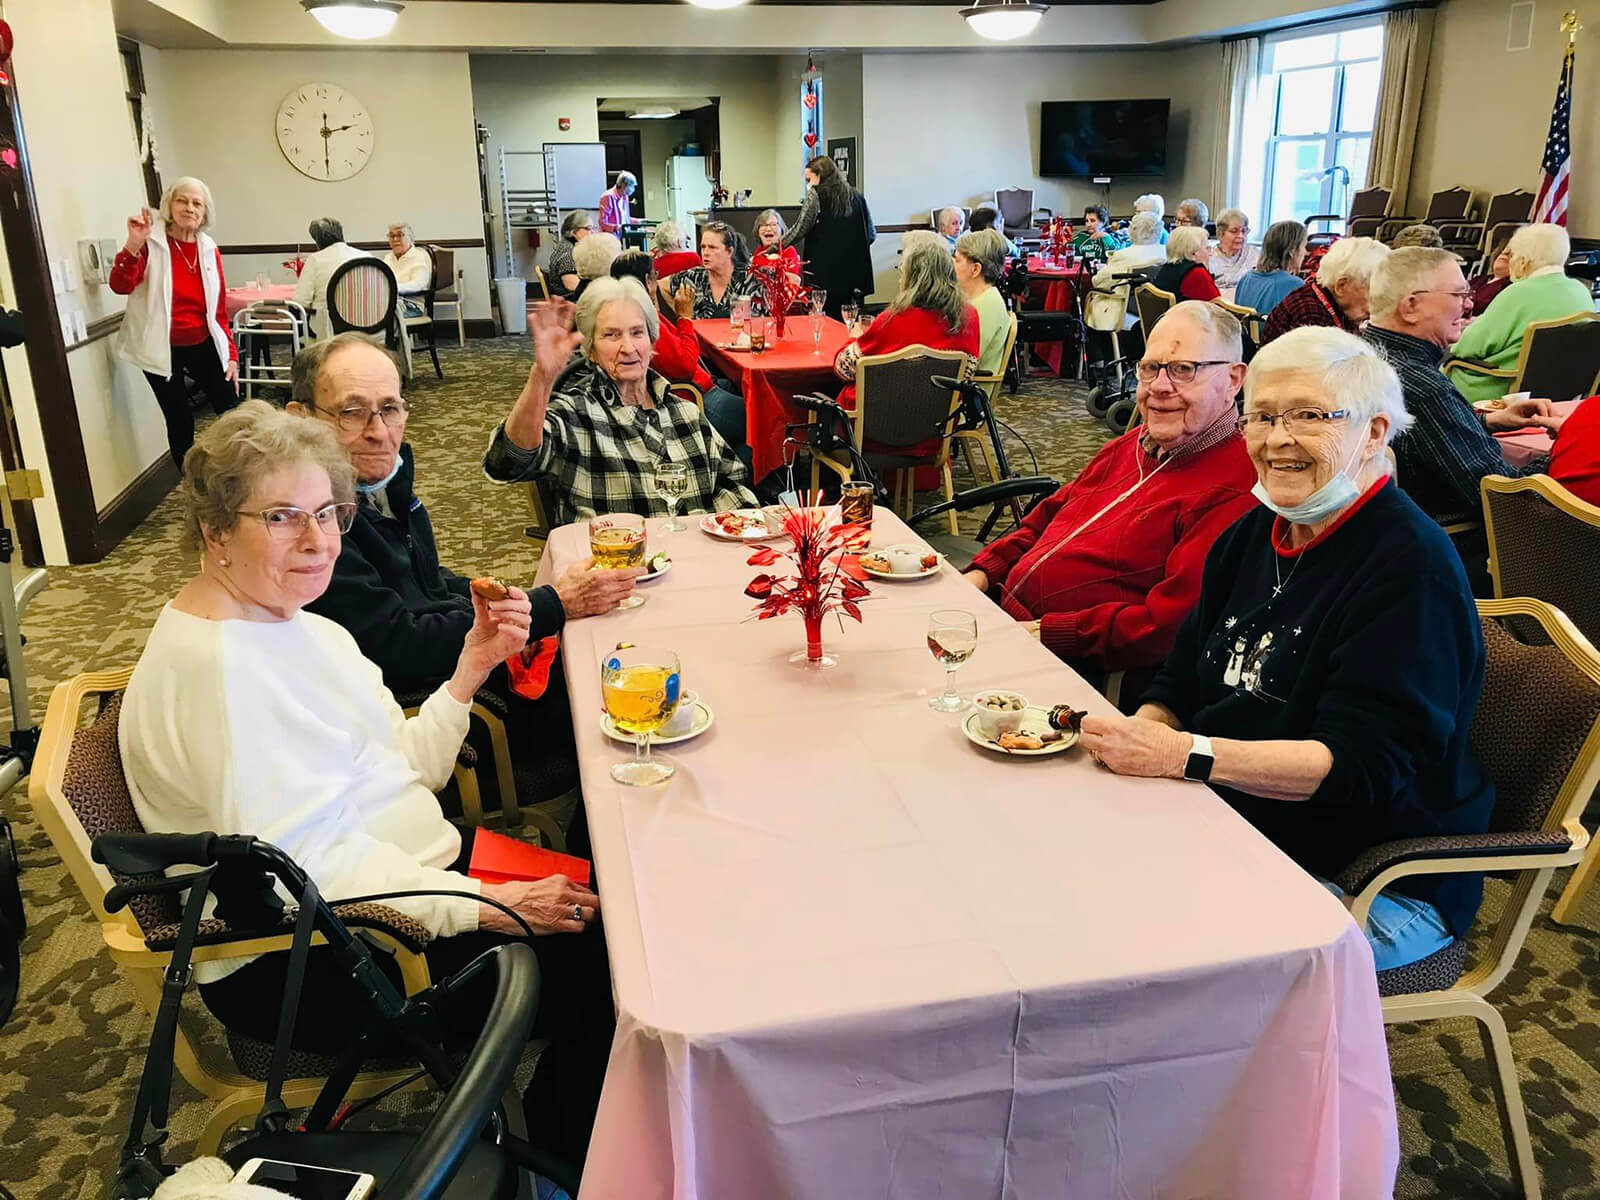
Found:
[802,92,817,110]
[804,132,818,148]
[0,21,14,61]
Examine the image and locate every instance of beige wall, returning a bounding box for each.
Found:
[470,54,788,278]
[143,47,493,316]
[598,115,700,221]
[8,0,176,560]
[1411,0,1595,234]
[859,46,1222,297]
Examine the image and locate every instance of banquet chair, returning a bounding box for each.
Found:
[994,187,1046,231]
[1448,190,1535,274]
[1002,258,1081,386]
[404,245,445,380]
[1212,297,1262,356]
[232,299,309,401]
[1307,186,1392,242]
[28,670,435,1155]
[427,245,467,348]
[1133,283,1177,335]
[1338,597,1600,1200]
[532,266,552,303]
[1445,313,1600,404]
[326,257,411,379]
[809,346,971,535]
[1377,186,1475,245]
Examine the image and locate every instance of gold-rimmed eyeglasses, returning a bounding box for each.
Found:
[238,503,358,539]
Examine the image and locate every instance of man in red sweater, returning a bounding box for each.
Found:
[963,301,1257,698]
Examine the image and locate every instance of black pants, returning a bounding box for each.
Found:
[143,341,238,468]
[198,827,615,1170]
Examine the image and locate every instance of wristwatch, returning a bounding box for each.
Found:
[1183,733,1215,783]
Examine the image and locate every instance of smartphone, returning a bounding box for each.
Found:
[232,1158,376,1200]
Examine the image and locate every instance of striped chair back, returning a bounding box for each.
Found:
[327,257,398,336]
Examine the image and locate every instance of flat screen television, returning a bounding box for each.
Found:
[1039,99,1170,178]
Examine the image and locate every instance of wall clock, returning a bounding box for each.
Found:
[276,83,374,182]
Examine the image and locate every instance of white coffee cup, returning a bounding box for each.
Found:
[660,689,700,736]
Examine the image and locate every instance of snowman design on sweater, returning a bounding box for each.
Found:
[1216,615,1295,701]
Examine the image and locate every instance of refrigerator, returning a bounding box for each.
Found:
[664,155,714,243]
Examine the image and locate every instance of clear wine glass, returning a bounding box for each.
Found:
[840,302,860,328]
[927,609,978,712]
[601,646,681,786]
[655,461,689,532]
[809,287,827,315]
[810,310,826,355]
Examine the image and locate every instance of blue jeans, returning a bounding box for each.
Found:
[1318,877,1453,970]
[704,384,752,472]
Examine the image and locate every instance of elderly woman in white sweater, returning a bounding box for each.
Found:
[119,400,614,1171]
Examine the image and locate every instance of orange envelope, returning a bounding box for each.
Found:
[468,827,591,889]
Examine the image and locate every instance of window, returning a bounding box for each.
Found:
[1255,23,1382,227]
[117,38,162,207]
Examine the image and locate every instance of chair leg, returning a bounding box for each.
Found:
[427,326,443,379]
[1470,995,1542,1199]
[455,762,485,826]
[456,303,465,348]
[1552,832,1600,925]
[198,1086,268,1155]
[942,463,959,536]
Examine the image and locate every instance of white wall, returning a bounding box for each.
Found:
[7,0,175,559]
[598,115,699,222]
[144,47,492,317]
[859,46,1222,298]
[470,54,788,278]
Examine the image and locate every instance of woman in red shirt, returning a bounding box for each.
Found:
[1151,225,1221,302]
[752,209,803,287]
[833,235,979,459]
[109,176,239,467]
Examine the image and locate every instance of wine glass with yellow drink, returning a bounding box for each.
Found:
[589,513,648,609]
[601,645,682,785]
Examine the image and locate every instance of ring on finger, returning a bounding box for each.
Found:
[573,904,584,922]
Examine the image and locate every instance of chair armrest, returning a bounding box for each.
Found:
[140,901,436,955]
[1441,358,1514,379]
[1337,829,1576,896]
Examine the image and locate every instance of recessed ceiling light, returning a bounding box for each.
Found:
[684,0,750,9]
[629,105,681,119]
[302,0,404,40]
[960,0,1048,41]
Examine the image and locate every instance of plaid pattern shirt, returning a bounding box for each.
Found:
[1362,324,1544,524]
[1260,280,1356,346]
[482,358,756,527]
[677,267,762,319]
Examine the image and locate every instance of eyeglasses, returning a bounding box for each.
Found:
[239,503,358,539]
[1238,407,1350,436]
[318,401,408,433]
[1409,289,1473,303]
[1135,359,1232,384]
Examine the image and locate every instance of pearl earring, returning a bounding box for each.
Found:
[219,554,231,567]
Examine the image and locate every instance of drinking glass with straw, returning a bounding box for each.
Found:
[589,513,647,609]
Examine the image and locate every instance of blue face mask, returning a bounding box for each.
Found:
[355,451,403,495]
[1251,435,1368,525]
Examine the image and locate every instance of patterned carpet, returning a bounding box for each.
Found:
[2,336,1600,1197]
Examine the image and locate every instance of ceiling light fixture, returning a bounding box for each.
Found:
[960,0,1048,41]
[629,104,681,119]
[684,0,750,9]
[302,0,404,40]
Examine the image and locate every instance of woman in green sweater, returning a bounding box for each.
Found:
[953,228,1011,375]
[1447,224,1594,405]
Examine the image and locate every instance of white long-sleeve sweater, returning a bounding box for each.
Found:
[119,604,481,981]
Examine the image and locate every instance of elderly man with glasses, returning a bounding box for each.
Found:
[962,301,1258,702]
[1361,248,1556,538]
[289,333,640,802]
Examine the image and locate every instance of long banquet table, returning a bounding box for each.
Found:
[534,511,1399,1198]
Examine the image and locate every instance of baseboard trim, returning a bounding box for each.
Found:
[93,453,179,561]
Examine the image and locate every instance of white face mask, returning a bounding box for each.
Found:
[1251,430,1369,525]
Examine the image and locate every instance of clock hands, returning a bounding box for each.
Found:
[321,111,330,177]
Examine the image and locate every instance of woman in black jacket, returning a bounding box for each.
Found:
[780,154,875,319]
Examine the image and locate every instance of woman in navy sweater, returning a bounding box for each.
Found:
[1081,327,1494,970]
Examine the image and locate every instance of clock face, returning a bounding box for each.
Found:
[276,83,374,182]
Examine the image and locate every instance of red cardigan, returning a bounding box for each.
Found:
[970,419,1258,670]
[1548,394,1600,507]
[837,304,980,411]
[654,250,701,279]
[109,243,238,360]
[651,307,714,392]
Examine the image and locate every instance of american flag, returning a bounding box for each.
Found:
[1532,40,1575,225]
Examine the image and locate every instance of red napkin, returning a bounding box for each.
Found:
[504,637,559,700]
[468,827,591,889]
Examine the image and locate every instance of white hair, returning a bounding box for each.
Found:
[1245,325,1414,444]
[1366,246,1457,320]
[651,220,687,253]
[1162,299,1243,362]
[387,222,413,240]
[573,232,622,280]
[1166,225,1210,263]
[160,176,216,230]
[937,206,966,233]
[1128,212,1164,246]
[1176,197,1210,226]
[1215,208,1250,235]
[575,276,658,355]
[1507,223,1571,277]
[1315,236,1389,290]
[1133,193,1165,219]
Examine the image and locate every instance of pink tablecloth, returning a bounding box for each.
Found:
[224,283,297,320]
[534,512,1398,1198]
[1497,397,1580,468]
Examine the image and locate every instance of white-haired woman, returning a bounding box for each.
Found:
[571,231,622,302]
[953,229,1010,374]
[1235,220,1308,316]
[1081,326,1493,971]
[1133,193,1169,243]
[110,177,239,467]
[120,400,614,1170]
[1152,225,1221,302]
[1261,236,1389,345]
[1087,211,1167,340]
[1447,223,1594,405]
[752,208,803,285]
[833,236,979,417]
[650,219,699,278]
[1209,208,1260,293]
[598,170,636,234]
[484,279,756,526]
[293,216,367,340]
[549,210,593,298]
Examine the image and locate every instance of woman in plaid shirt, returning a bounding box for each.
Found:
[484,278,756,526]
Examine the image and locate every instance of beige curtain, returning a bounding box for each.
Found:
[1211,37,1261,210]
[1368,8,1436,204]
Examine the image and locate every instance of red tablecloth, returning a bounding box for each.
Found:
[224,283,297,320]
[1496,397,1579,467]
[693,316,853,479]
[1023,258,1085,375]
